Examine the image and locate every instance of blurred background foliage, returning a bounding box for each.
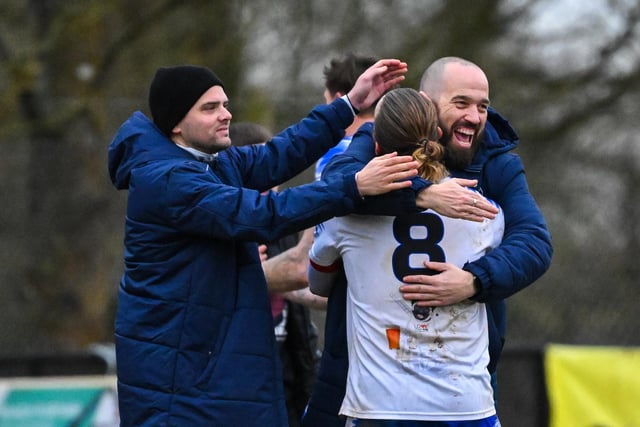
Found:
[0,0,638,355]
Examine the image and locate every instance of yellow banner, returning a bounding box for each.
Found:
[545,344,640,427]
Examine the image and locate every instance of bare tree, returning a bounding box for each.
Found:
[0,0,638,355]
[0,0,246,353]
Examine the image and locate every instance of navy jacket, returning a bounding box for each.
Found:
[301,109,553,427]
[108,99,364,426]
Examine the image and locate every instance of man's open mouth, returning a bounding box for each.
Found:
[454,127,475,147]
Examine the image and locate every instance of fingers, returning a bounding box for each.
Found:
[401,274,430,285]
[374,59,408,73]
[349,59,407,111]
[381,62,408,78]
[374,153,417,167]
[380,62,407,89]
[442,179,498,221]
[401,261,445,285]
[374,155,418,186]
[476,198,499,214]
[422,260,447,271]
[383,75,406,89]
[451,178,478,188]
[363,59,407,83]
[464,213,493,223]
[402,292,429,301]
[399,285,444,305]
[258,244,268,262]
[370,172,415,192]
[464,195,499,221]
[365,60,407,92]
[458,210,495,223]
[379,154,418,171]
[356,153,418,196]
[368,154,418,178]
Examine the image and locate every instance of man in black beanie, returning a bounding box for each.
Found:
[107,60,418,426]
[148,65,225,137]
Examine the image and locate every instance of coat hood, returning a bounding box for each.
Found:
[108,111,191,190]
[477,108,519,159]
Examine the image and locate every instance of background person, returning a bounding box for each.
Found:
[315,53,379,180]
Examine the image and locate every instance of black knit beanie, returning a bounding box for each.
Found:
[148,65,225,136]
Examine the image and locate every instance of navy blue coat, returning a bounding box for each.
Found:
[301,110,553,427]
[108,99,363,426]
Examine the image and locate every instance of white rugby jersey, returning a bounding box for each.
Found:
[309,198,504,421]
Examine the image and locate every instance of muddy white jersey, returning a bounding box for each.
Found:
[309,201,504,421]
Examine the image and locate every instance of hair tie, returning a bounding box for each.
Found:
[418,139,429,149]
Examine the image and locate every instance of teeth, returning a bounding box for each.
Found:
[454,128,473,144]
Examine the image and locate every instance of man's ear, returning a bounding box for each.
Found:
[419,91,431,101]
[437,126,443,139]
[334,91,345,101]
[374,142,382,155]
[169,124,183,144]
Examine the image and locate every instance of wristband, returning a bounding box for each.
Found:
[345,94,360,115]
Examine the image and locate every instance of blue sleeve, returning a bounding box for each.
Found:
[127,98,364,244]
[231,98,352,191]
[465,153,553,302]
[159,162,363,243]
[322,123,429,215]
